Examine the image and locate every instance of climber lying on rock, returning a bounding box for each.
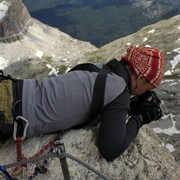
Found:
[0,46,164,161]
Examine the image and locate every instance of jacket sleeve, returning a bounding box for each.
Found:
[97,88,143,161]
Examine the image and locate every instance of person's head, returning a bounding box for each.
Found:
[122,46,165,96]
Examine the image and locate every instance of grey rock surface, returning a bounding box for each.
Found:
[149,79,180,164]
[0,0,31,42]
[0,126,179,180]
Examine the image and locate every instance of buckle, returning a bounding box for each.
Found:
[13,116,29,141]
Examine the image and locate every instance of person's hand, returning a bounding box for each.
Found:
[129,91,163,124]
[139,102,162,124]
[129,91,152,115]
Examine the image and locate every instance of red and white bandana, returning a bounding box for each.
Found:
[122,46,165,87]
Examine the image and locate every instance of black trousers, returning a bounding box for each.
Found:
[0,122,14,138]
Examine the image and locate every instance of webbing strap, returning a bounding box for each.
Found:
[0,70,17,82]
[107,59,131,92]
[90,66,111,120]
[69,59,131,125]
[16,137,24,162]
[69,63,100,72]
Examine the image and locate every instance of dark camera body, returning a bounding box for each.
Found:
[138,91,161,104]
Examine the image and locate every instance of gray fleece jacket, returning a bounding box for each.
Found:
[22,67,126,137]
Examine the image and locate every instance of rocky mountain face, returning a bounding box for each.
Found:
[0,0,179,179]
[0,17,97,78]
[0,126,180,180]
[131,0,180,18]
[131,0,180,7]
[0,0,97,78]
[0,0,31,43]
[150,80,180,164]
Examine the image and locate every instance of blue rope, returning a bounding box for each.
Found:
[0,164,15,180]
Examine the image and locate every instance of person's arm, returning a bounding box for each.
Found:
[98,88,143,161]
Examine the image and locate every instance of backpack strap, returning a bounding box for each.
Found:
[92,59,131,119]
[107,59,131,92]
[69,63,100,72]
[0,70,17,82]
[90,65,111,120]
[69,59,132,127]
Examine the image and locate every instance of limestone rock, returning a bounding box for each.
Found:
[149,79,180,164]
[0,126,179,179]
[0,0,31,43]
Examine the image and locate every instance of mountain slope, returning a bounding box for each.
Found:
[85,15,180,71]
[23,0,180,12]
[0,17,97,78]
[23,0,180,47]
[30,2,156,47]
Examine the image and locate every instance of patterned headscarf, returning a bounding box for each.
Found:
[122,46,165,87]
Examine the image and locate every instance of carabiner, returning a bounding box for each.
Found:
[13,116,29,141]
